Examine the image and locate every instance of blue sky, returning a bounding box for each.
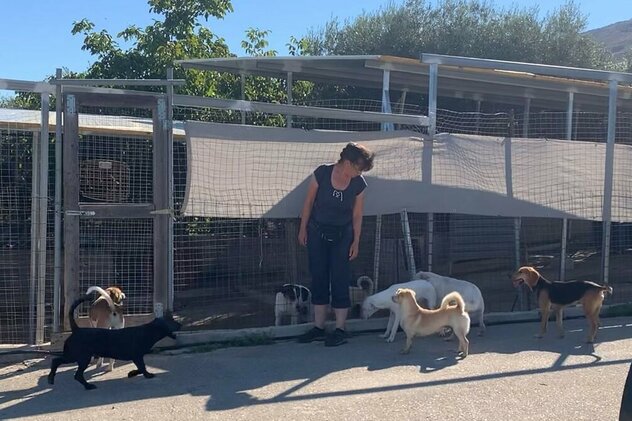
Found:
[0,0,630,82]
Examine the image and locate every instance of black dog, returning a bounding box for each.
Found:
[48,295,181,390]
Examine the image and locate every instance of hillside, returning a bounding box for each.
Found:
[585,18,632,58]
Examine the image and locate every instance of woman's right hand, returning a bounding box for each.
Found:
[298,227,307,246]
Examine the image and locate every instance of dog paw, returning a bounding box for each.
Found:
[128,369,140,378]
[85,384,97,390]
[534,334,543,339]
[400,349,410,354]
[47,376,54,385]
[379,333,388,339]
[386,337,395,343]
[144,373,155,379]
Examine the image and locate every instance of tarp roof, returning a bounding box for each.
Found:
[176,55,632,112]
[0,108,186,139]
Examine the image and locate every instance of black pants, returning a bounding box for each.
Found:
[307,221,353,309]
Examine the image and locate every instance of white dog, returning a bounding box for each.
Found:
[414,271,486,336]
[361,279,437,343]
[274,284,312,326]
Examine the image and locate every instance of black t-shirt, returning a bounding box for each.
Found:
[311,164,367,226]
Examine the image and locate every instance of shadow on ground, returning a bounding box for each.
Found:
[1,316,631,418]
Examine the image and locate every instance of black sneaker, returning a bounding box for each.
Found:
[325,328,348,347]
[297,327,326,343]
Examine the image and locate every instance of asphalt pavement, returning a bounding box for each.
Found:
[1,316,631,420]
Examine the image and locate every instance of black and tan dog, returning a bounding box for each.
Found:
[512,266,612,343]
[48,295,181,390]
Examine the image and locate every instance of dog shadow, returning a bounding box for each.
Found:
[1,317,630,418]
[468,316,623,359]
[0,329,466,418]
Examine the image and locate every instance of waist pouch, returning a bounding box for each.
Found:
[311,221,347,244]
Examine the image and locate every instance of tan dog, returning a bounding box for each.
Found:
[86,286,126,371]
[393,288,470,358]
[512,266,612,342]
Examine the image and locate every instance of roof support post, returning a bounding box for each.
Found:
[381,69,394,131]
[601,81,618,284]
[560,91,574,282]
[424,63,438,271]
[286,71,293,128]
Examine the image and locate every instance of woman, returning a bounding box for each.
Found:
[297,142,375,347]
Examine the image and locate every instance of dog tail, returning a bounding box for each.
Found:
[440,292,466,313]
[356,275,375,294]
[69,295,91,332]
[86,286,117,311]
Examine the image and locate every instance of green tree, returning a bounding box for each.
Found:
[71,0,234,97]
[70,1,311,126]
[303,0,615,70]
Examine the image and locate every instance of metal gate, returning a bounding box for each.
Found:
[61,90,172,331]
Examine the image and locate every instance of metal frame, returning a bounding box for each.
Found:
[61,90,172,329]
[421,53,625,286]
[173,94,428,126]
[176,55,632,112]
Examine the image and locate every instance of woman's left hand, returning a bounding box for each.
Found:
[349,240,360,260]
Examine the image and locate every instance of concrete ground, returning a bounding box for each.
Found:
[1,316,631,421]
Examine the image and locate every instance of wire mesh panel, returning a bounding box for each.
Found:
[79,219,153,315]
[0,124,33,343]
[3,80,632,341]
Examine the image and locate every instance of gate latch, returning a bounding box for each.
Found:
[64,210,96,217]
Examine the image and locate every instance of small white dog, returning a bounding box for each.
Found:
[414,271,486,336]
[361,279,437,343]
[274,283,312,326]
[393,288,470,357]
[86,286,125,372]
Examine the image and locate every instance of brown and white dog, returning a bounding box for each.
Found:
[511,266,612,343]
[392,288,470,358]
[86,286,126,371]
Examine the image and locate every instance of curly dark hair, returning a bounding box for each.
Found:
[338,142,375,172]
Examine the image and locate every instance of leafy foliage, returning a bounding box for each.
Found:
[303,0,616,70]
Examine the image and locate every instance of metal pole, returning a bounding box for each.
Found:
[36,93,50,344]
[373,216,382,293]
[601,80,618,284]
[286,71,293,128]
[53,68,63,333]
[474,98,482,135]
[166,68,175,311]
[381,69,394,131]
[507,110,524,309]
[560,92,574,282]
[400,209,417,278]
[522,97,531,138]
[240,73,246,125]
[29,131,40,345]
[425,63,438,271]
[428,64,438,139]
